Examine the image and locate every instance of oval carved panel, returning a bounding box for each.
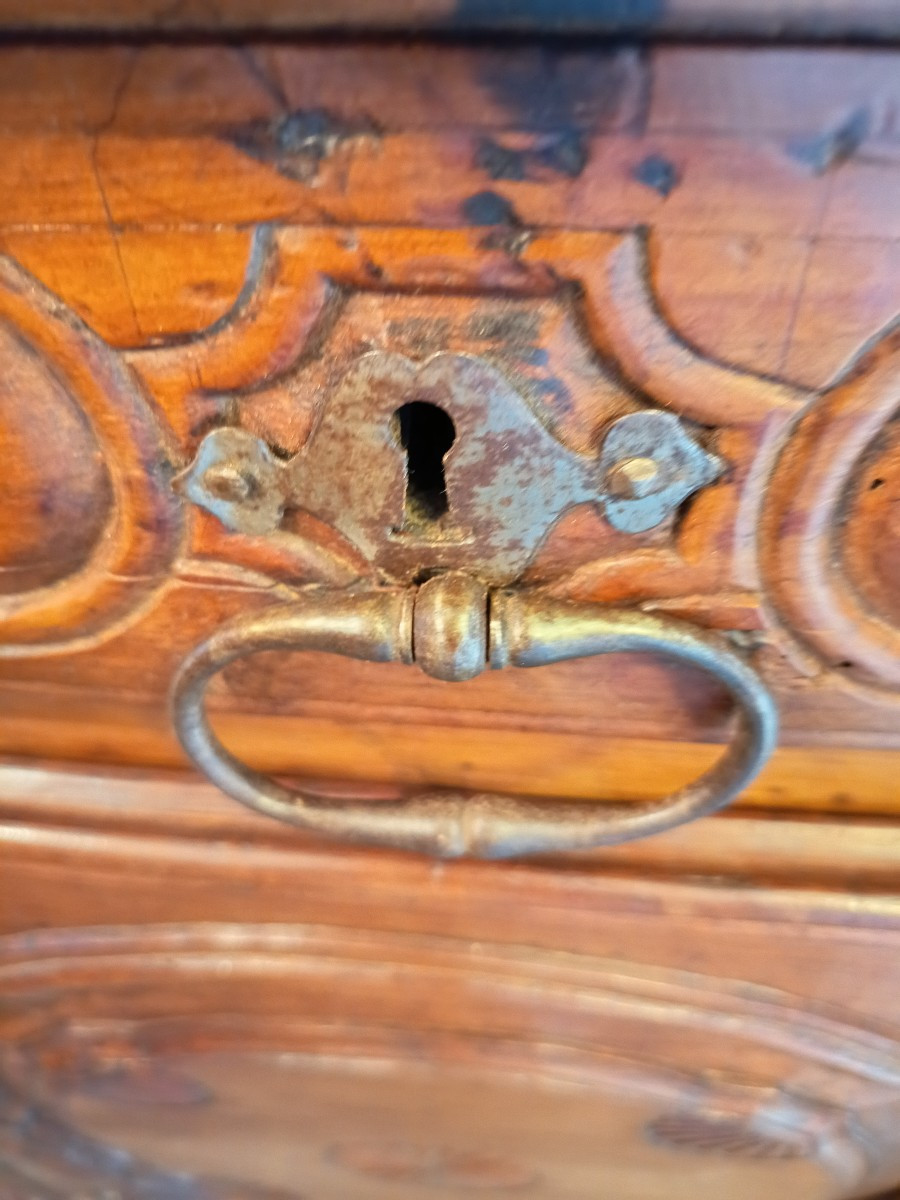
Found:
[760,328,900,692]
[841,415,900,635]
[0,321,111,595]
[1,923,895,1200]
[0,255,183,655]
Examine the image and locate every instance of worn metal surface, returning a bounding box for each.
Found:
[597,411,722,534]
[171,347,748,857]
[178,352,720,583]
[172,348,746,856]
[412,571,489,682]
[174,428,290,537]
[172,580,777,859]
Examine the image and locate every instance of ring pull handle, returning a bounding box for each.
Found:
[171,572,778,859]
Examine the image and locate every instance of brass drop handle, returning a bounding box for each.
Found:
[171,572,777,859]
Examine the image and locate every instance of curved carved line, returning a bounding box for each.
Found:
[0,257,184,655]
[761,325,900,691]
[576,231,813,594]
[131,228,613,590]
[132,222,277,352]
[130,224,580,408]
[585,232,811,425]
[4,923,900,1088]
[128,230,341,398]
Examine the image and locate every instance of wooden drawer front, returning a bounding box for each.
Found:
[1,36,900,1200]
[0,42,898,826]
[3,797,900,1200]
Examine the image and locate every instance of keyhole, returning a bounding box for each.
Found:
[393,401,456,526]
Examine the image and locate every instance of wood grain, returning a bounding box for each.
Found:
[0,0,897,38]
[1,687,900,819]
[0,33,899,1200]
[3,754,900,1198]
[3,758,900,885]
[0,43,896,818]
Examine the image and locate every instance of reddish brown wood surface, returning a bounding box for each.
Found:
[3,758,900,1199]
[0,43,899,814]
[0,0,898,37]
[0,39,899,1199]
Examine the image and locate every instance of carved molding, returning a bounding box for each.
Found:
[130,227,806,606]
[1,923,898,1197]
[137,225,899,704]
[0,256,184,656]
[760,323,900,692]
[2,222,900,711]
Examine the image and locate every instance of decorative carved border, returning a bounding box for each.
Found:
[0,256,184,656]
[130,227,809,611]
[760,321,900,691]
[2,923,897,1196]
[4,222,900,711]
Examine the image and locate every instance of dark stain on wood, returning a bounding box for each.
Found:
[461,190,522,227]
[787,108,870,173]
[633,153,680,196]
[469,45,643,133]
[454,0,664,33]
[476,130,588,181]
[475,139,530,182]
[228,109,381,183]
[538,129,589,177]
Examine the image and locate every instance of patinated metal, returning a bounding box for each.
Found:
[172,580,778,859]
[412,571,488,682]
[171,348,770,857]
[174,427,290,537]
[175,352,722,583]
[596,410,722,534]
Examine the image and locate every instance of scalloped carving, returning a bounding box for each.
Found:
[0,255,184,656]
[646,1113,809,1159]
[3,221,900,714]
[134,227,806,615]
[760,323,900,692]
[146,227,900,709]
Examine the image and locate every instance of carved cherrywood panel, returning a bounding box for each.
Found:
[1,0,899,37]
[0,43,897,810]
[0,225,897,781]
[0,35,899,1200]
[1,904,899,1198]
[4,756,900,1198]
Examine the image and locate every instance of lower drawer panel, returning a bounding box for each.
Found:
[3,763,900,1200]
